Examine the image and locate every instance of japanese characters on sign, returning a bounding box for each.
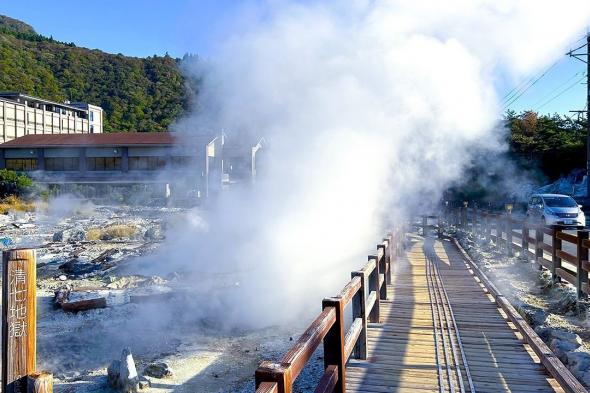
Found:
[8,268,27,339]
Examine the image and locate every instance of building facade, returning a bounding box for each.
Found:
[0,133,262,201]
[0,92,103,143]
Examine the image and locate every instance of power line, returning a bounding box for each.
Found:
[530,71,584,109]
[503,59,562,109]
[500,34,588,108]
[536,73,587,111]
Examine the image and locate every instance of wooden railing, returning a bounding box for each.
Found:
[254,228,404,393]
[447,208,590,298]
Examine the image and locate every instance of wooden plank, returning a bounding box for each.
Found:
[2,249,37,393]
[365,291,377,318]
[556,268,577,286]
[337,276,361,306]
[256,382,278,393]
[314,365,338,393]
[281,307,336,381]
[556,250,577,265]
[344,318,362,362]
[539,242,553,253]
[557,231,578,244]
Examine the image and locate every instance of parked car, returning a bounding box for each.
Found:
[526,193,585,228]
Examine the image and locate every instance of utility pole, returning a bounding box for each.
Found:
[567,32,590,198]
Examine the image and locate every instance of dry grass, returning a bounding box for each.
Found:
[0,195,36,214]
[86,224,138,241]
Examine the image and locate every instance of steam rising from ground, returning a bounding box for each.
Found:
[148,1,590,329]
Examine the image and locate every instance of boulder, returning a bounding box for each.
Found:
[566,351,590,374]
[107,360,121,387]
[550,339,580,363]
[53,226,86,242]
[107,349,139,393]
[143,226,162,241]
[548,330,583,347]
[143,362,173,379]
[517,304,546,327]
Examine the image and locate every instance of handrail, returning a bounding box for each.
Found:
[446,207,590,299]
[281,307,336,380]
[255,229,401,393]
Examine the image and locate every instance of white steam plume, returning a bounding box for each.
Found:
[147,0,590,329]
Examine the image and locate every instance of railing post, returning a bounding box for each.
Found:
[351,271,367,360]
[576,230,589,298]
[322,298,345,393]
[522,220,528,260]
[2,249,37,393]
[535,227,543,270]
[377,245,387,300]
[506,214,513,256]
[255,362,291,393]
[368,255,380,323]
[461,206,467,227]
[437,216,442,239]
[383,235,393,285]
[552,227,562,283]
[422,216,427,236]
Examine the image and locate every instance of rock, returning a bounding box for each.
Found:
[53,285,71,308]
[107,349,139,393]
[534,326,550,341]
[516,304,546,327]
[119,349,139,393]
[550,339,580,363]
[538,270,552,290]
[59,259,102,276]
[144,226,162,241]
[574,371,590,387]
[566,352,590,386]
[548,330,583,347]
[107,360,121,387]
[53,226,86,242]
[138,379,150,390]
[143,362,173,379]
[58,275,67,281]
[566,351,590,372]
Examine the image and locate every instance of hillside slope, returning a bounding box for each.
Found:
[0,15,190,132]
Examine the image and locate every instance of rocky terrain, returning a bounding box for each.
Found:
[0,198,321,392]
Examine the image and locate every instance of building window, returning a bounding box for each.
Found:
[171,156,192,168]
[89,111,94,122]
[45,157,79,171]
[129,156,167,170]
[5,159,37,171]
[86,157,121,171]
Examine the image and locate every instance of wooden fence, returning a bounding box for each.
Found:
[253,228,404,393]
[445,208,590,298]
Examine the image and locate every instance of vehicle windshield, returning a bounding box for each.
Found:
[543,196,577,208]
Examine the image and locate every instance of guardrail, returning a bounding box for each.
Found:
[253,228,404,393]
[445,208,590,298]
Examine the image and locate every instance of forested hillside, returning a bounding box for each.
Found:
[0,15,191,131]
[505,110,588,179]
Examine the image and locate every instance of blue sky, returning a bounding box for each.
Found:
[0,1,587,116]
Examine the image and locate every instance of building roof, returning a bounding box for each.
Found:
[0,132,203,148]
[0,92,89,112]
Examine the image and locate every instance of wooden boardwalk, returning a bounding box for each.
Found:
[346,233,565,393]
